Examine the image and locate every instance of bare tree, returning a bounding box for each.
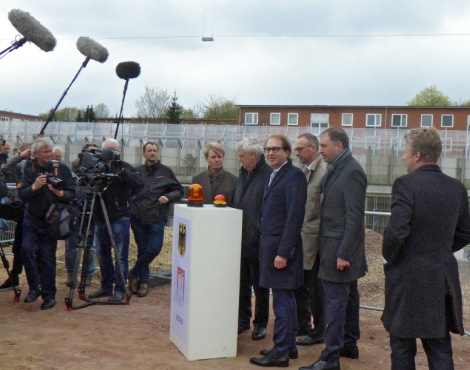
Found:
[202,93,238,120]
[135,86,171,119]
[94,103,110,118]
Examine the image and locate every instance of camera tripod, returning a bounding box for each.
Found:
[0,242,21,302]
[65,186,131,310]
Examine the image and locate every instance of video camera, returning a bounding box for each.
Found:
[75,148,124,188]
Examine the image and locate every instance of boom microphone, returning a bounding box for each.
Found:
[1,9,56,59]
[114,61,141,139]
[76,36,108,63]
[38,36,109,136]
[116,62,141,80]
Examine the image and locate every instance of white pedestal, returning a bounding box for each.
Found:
[170,204,243,361]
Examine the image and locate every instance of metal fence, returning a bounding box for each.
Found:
[2,120,470,158]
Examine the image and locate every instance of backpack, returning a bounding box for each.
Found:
[45,203,79,240]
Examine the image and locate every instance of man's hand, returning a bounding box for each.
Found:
[31,174,47,191]
[159,196,169,204]
[20,148,31,159]
[47,184,64,198]
[337,257,351,271]
[274,255,287,269]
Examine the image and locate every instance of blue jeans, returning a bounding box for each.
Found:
[21,215,58,299]
[130,219,165,284]
[94,217,130,293]
[320,280,360,362]
[271,288,298,356]
[65,230,96,277]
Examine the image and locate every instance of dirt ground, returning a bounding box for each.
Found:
[1,230,470,369]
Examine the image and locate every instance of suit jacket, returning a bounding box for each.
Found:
[302,157,326,270]
[192,167,238,206]
[232,156,272,258]
[318,154,368,283]
[259,161,307,289]
[381,164,470,338]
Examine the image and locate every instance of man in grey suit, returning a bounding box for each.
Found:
[382,127,470,370]
[300,127,367,370]
[293,133,327,344]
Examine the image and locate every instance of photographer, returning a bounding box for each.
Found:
[88,139,143,302]
[0,142,31,291]
[128,142,183,298]
[18,138,76,310]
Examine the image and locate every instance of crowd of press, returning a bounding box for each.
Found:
[0,126,468,370]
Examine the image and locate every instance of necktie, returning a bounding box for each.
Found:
[303,167,310,177]
[268,171,277,187]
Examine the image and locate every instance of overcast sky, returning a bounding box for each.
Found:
[1,0,470,117]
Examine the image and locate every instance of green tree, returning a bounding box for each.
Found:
[84,105,96,122]
[202,93,238,120]
[75,110,83,122]
[94,103,110,118]
[407,85,453,106]
[165,91,183,123]
[135,86,170,118]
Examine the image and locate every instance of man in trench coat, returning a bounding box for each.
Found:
[382,126,470,370]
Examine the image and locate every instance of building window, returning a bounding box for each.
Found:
[391,114,407,128]
[342,113,353,127]
[287,113,298,126]
[244,112,258,125]
[0,117,9,122]
[310,113,329,129]
[441,114,453,128]
[270,113,280,125]
[366,114,381,127]
[421,114,433,127]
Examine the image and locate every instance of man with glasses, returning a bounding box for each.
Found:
[250,135,307,368]
[293,133,327,347]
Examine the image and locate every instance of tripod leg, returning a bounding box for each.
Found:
[65,195,96,310]
[0,243,21,302]
[97,192,131,304]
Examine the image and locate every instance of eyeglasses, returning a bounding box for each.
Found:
[264,147,283,154]
[294,145,313,153]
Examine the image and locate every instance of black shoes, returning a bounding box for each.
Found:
[340,344,359,359]
[260,349,298,360]
[24,290,41,303]
[250,352,289,367]
[0,277,19,291]
[297,326,312,336]
[238,322,250,334]
[252,326,267,341]
[296,336,324,346]
[299,359,341,370]
[108,291,125,302]
[41,298,56,310]
[88,288,113,299]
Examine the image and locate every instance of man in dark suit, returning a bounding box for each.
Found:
[381,127,470,370]
[249,134,307,368]
[293,133,327,344]
[233,138,272,341]
[300,127,367,370]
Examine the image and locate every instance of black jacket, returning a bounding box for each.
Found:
[131,161,183,224]
[95,162,143,223]
[232,156,272,258]
[18,159,76,226]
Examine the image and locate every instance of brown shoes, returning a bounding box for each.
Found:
[128,275,140,294]
[137,283,149,297]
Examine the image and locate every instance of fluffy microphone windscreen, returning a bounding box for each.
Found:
[116,61,141,80]
[8,9,56,52]
[76,36,109,63]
